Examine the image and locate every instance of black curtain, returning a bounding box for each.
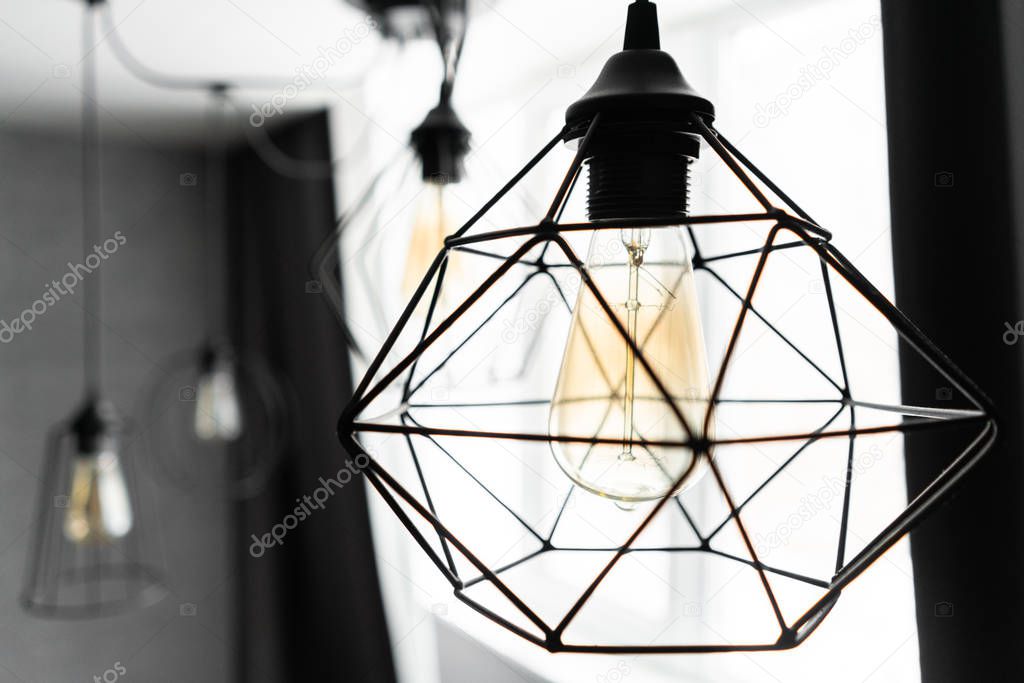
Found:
[227,112,397,683]
[882,1,1023,680]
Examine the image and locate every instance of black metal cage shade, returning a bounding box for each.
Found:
[336,111,996,653]
[312,143,543,369]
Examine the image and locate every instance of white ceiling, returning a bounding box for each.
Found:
[0,0,761,145]
[0,0,387,143]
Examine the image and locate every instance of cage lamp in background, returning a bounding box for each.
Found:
[314,0,543,381]
[140,86,290,501]
[336,0,996,653]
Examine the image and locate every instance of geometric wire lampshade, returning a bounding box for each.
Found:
[142,89,289,501]
[314,0,546,374]
[314,144,540,366]
[141,345,290,500]
[313,107,542,373]
[338,0,996,654]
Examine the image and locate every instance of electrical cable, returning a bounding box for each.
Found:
[98,0,369,93]
[203,87,229,340]
[98,0,411,181]
[425,0,468,102]
[222,92,345,180]
[82,3,104,398]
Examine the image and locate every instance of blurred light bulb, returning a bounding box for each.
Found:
[402,183,457,297]
[195,358,243,441]
[64,444,133,545]
[549,226,713,503]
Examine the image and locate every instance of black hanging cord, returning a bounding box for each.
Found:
[91,0,479,186]
[97,0,366,93]
[424,0,468,103]
[203,86,229,343]
[94,0,472,185]
[81,2,103,399]
[222,93,344,181]
[97,0,374,181]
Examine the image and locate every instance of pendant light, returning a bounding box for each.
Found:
[193,86,246,446]
[315,0,544,386]
[316,0,463,350]
[337,0,996,652]
[21,0,166,618]
[141,86,289,500]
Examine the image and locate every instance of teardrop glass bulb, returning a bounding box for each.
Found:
[64,445,134,545]
[549,226,713,503]
[194,361,243,441]
[402,183,457,297]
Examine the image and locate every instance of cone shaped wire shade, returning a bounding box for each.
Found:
[22,403,166,618]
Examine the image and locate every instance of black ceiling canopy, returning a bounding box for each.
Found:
[344,0,433,40]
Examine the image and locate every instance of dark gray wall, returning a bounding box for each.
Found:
[0,129,231,682]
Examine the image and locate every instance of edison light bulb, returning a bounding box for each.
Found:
[64,442,133,545]
[195,355,243,441]
[549,226,713,503]
[402,183,457,297]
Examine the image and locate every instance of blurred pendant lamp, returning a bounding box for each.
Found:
[401,1,470,299]
[141,86,288,500]
[21,0,166,618]
[337,0,996,653]
[314,0,540,375]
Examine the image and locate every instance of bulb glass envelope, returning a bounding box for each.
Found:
[22,406,166,619]
[313,144,542,380]
[337,112,996,653]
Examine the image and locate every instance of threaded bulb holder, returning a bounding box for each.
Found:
[411,100,470,184]
[585,130,698,222]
